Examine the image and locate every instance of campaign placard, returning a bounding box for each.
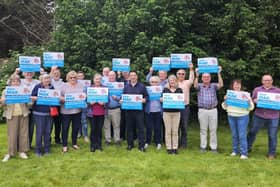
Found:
[146,86,162,101]
[77,80,91,88]
[87,87,108,103]
[43,52,64,67]
[37,88,61,106]
[257,92,280,110]
[162,93,185,109]
[5,86,31,104]
[121,94,143,110]
[197,57,219,73]
[152,57,170,71]
[226,90,250,109]
[64,93,87,109]
[170,53,192,68]
[19,56,41,72]
[112,58,130,72]
[107,82,124,97]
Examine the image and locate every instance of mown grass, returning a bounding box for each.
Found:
[0,122,280,187]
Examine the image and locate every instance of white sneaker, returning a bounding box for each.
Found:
[144,143,149,149]
[230,152,237,156]
[19,152,28,159]
[84,136,89,143]
[240,155,248,160]
[2,154,10,162]
[156,144,161,150]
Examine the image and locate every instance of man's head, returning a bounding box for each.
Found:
[108,71,116,82]
[129,71,138,84]
[77,71,85,80]
[158,71,167,81]
[102,67,110,77]
[201,73,211,85]
[176,69,186,81]
[262,74,273,89]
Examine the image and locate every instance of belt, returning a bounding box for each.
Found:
[199,107,216,110]
[108,106,120,110]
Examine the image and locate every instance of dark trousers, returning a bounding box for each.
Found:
[51,113,61,142]
[145,112,162,145]
[28,111,35,147]
[61,113,81,147]
[126,110,145,148]
[120,109,126,140]
[90,115,104,149]
[33,114,52,154]
[179,106,190,147]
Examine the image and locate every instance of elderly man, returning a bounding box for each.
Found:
[194,66,223,153]
[247,74,280,159]
[176,63,194,148]
[104,71,121,146]
[146,67,168,88]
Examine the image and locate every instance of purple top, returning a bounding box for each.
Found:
[253,86,280,119]
[197,83,219,109]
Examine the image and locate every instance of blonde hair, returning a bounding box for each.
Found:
[165,74,178,89]
[149,76,160,84]
[66,71,77,81]
[39,73,50,82]
[7,74,21,86]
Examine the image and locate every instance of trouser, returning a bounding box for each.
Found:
[163,112,180,150]
[51,113,62,142]
[120,109,126,140]
[79,108,88,137]
[126,110,145,148]
[6,116,29,156]
[145,112,162,145]
[33,114,52,154]
[247,114,279,156]
[179,105,190,147]
[198,108,218,150]
[28,111,34,147]
[61,113,81,147]
[104,108,121,143]
[90,115,104,149]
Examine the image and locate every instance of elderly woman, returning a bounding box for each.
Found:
[31,74,55,157]
[60,71,84,153]
[145,76,162,150]
[161,75,183,154]
[1,74,30,162]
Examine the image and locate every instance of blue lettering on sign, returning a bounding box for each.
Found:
[258,94,269,100]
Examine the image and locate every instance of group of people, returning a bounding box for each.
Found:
[1,64,279,162]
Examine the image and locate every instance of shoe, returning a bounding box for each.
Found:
[167,149,173,154]
[127,145,134,151]
[105,141,111,146]
[72,145,80,150]
[62,147,68,153]
[115,141,121,147]
[144,143,149,149]
[139,147,145,152]
[240,155,248,160]
[19,152,28,159]
[173,149,178,155]
[211,149,218,153]
[156,144,161,150]
[200,148,207,153]
[44,152,50,156]
[2,154,10,162]
[77,133,81,138]
[90,147,96,152]
[84,137,89,143]
[35,153,42,157]
[98,147,103,152]
[180,144,187,149]
[55,140,62,145]
[230,152,237,156]
[268,155,276,160]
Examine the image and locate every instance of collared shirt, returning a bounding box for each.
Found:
[51,78,65,90]
[197,83,219,109]
[253,86,280,119]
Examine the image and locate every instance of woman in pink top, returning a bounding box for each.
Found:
[89,73,106,152]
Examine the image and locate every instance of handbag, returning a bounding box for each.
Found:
[50,107,59,117]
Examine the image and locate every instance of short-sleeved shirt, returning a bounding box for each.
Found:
[197,83,219,109]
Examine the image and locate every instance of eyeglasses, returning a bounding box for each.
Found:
[150,81,159,83]
[70,77,76,79]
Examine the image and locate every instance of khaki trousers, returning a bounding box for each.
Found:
[7,116,29,156]
[104,108,121,142]
[163,112,180,149]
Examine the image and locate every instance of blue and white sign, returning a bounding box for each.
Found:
[37,88,61,106]
[226,90,251,109]
[257,92,280,110]
[64,93,87,109]
[112,58,130,72]
[5,86,31,104]
[146,86,162,101]
[77,80,91,88]
[163,93,185,109]
[170,53,192,68]
[87,87,108,103]
[152,57,170,71]
[107,82,124,96]
[43,52,64,67]
[121,94,143,110]
[19,56,41,72]
[197,57,219,73]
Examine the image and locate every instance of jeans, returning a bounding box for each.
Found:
[80,108,88,137]
[28,111,35,147]
[179,105,190,147]
[126,110,145,148]
[247,114,279,156]
[228,115,249,156]
[145,112,162,145]
[61,113,81,147]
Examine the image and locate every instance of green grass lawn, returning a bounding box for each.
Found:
[0,122,280,187]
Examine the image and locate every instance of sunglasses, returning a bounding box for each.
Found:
[70,77,76,79]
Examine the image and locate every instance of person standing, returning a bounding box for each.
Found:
[222,79,254,159]
[194,66,223,153]
[176,63,194,148]
[247,74,280,159]
[122,71,148,152]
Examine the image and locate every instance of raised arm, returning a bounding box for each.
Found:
[193,68,199,89]
[217,66,224,89]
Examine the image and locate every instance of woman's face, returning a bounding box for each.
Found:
[169,78,177,88]
[11,79,20,86]
[233,82,241,91]
[68,74,77,85]
[150,79,159,86]
[94,76,101,86]
[42,76,51,87]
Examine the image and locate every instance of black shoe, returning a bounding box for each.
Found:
[211,149,218,153]
[127,145,133,151]
[90,147,95,152]
[98,147,103,152]
[139,147,145,152]
[167,149,173,154]
[180,144,187,149]
[173,149,178,154]
[55,140,62,145]
[200,147,207,153]
[105,141,111,146]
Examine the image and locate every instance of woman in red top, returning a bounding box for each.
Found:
[89,73,106,152]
